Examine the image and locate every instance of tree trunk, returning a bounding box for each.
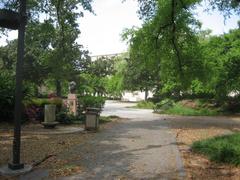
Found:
[145,88,148,101]
[56,80,61,97]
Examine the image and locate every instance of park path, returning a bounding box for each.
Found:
[60,101,185,179]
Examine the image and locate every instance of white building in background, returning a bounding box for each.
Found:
[121,91,153,102]
[90,52,126,61]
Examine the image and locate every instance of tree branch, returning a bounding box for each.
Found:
[171,0,183,74]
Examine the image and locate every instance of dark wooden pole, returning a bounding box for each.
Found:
[8,0,27,170]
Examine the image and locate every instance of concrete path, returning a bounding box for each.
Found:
[60,101,185,179]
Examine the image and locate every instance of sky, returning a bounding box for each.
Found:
[0,0,239,56]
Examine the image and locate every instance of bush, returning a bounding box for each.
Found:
[56,107,84,124]
[154,99,219,116]
[0,72,15,121]
[192,133,240,166]
[23,98,63,122]
[164,103,218,116]
[78,95,106,110]
[24,98,62,108]
[154,99,175,112]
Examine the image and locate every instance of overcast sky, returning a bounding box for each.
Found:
[0,0,239,56]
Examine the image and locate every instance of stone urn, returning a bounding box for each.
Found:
[42,104,59,128]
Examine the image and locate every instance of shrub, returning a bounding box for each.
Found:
[78,95,106,110]
[24,98,62,108]
[154,99,175,112]
[23,98,63,122]
[56,106,85,124]
[0,72,15,121]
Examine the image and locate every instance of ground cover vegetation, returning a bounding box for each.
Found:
[192,133,240,166]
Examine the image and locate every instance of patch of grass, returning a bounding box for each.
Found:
[107,115,119,119]
[162,103,219,116]
[99,116,112,124]
[135,101,155,109]
[192,133,240,166]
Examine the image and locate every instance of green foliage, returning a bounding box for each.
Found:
[162,103,219,116]
[56,107,84,124]
[79,96,106,110]
[201,29,240,101]
[24,98,62,108]
[78,56,117,96]
[0,71,15,121]
[105,55,127,98]
[0,71,33,122]
[154,99,219,116]
[154,99,175,112]
[135,101,155,109]
[123,0,205,97]
[0,0,94,97]
[99,116,112,124]
[123,0,240,102]
[192,133,240,166]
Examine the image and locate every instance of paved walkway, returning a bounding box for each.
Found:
[59,101,185,179]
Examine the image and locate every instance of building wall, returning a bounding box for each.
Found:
[121,91,153,102]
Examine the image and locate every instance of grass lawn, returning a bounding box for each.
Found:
[192,133,240,166]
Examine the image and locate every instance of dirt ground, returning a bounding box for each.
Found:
[166,115,240,180]
[0,118,121,179]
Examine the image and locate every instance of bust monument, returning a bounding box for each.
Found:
[67,81,78,116]
[69,81,76,94]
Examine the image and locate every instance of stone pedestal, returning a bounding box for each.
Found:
[42,104,58,128]
[67,94,78,116]
[0,165,32,177]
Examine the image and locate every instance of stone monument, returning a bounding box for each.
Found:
[42,104,58,128]
[67,81,78,116]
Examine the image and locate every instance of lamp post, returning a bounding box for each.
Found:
[8,0,27,170]
[0,0,32,176]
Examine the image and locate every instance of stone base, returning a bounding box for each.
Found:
[0,165,32,177]
[42,122,59,129]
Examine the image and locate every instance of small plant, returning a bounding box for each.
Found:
[154,99,175,112]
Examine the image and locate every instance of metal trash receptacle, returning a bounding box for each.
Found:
[85,108,100,131]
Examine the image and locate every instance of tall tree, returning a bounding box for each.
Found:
[0,0,94,96]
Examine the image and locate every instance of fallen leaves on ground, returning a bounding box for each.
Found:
[0,118,123,178]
